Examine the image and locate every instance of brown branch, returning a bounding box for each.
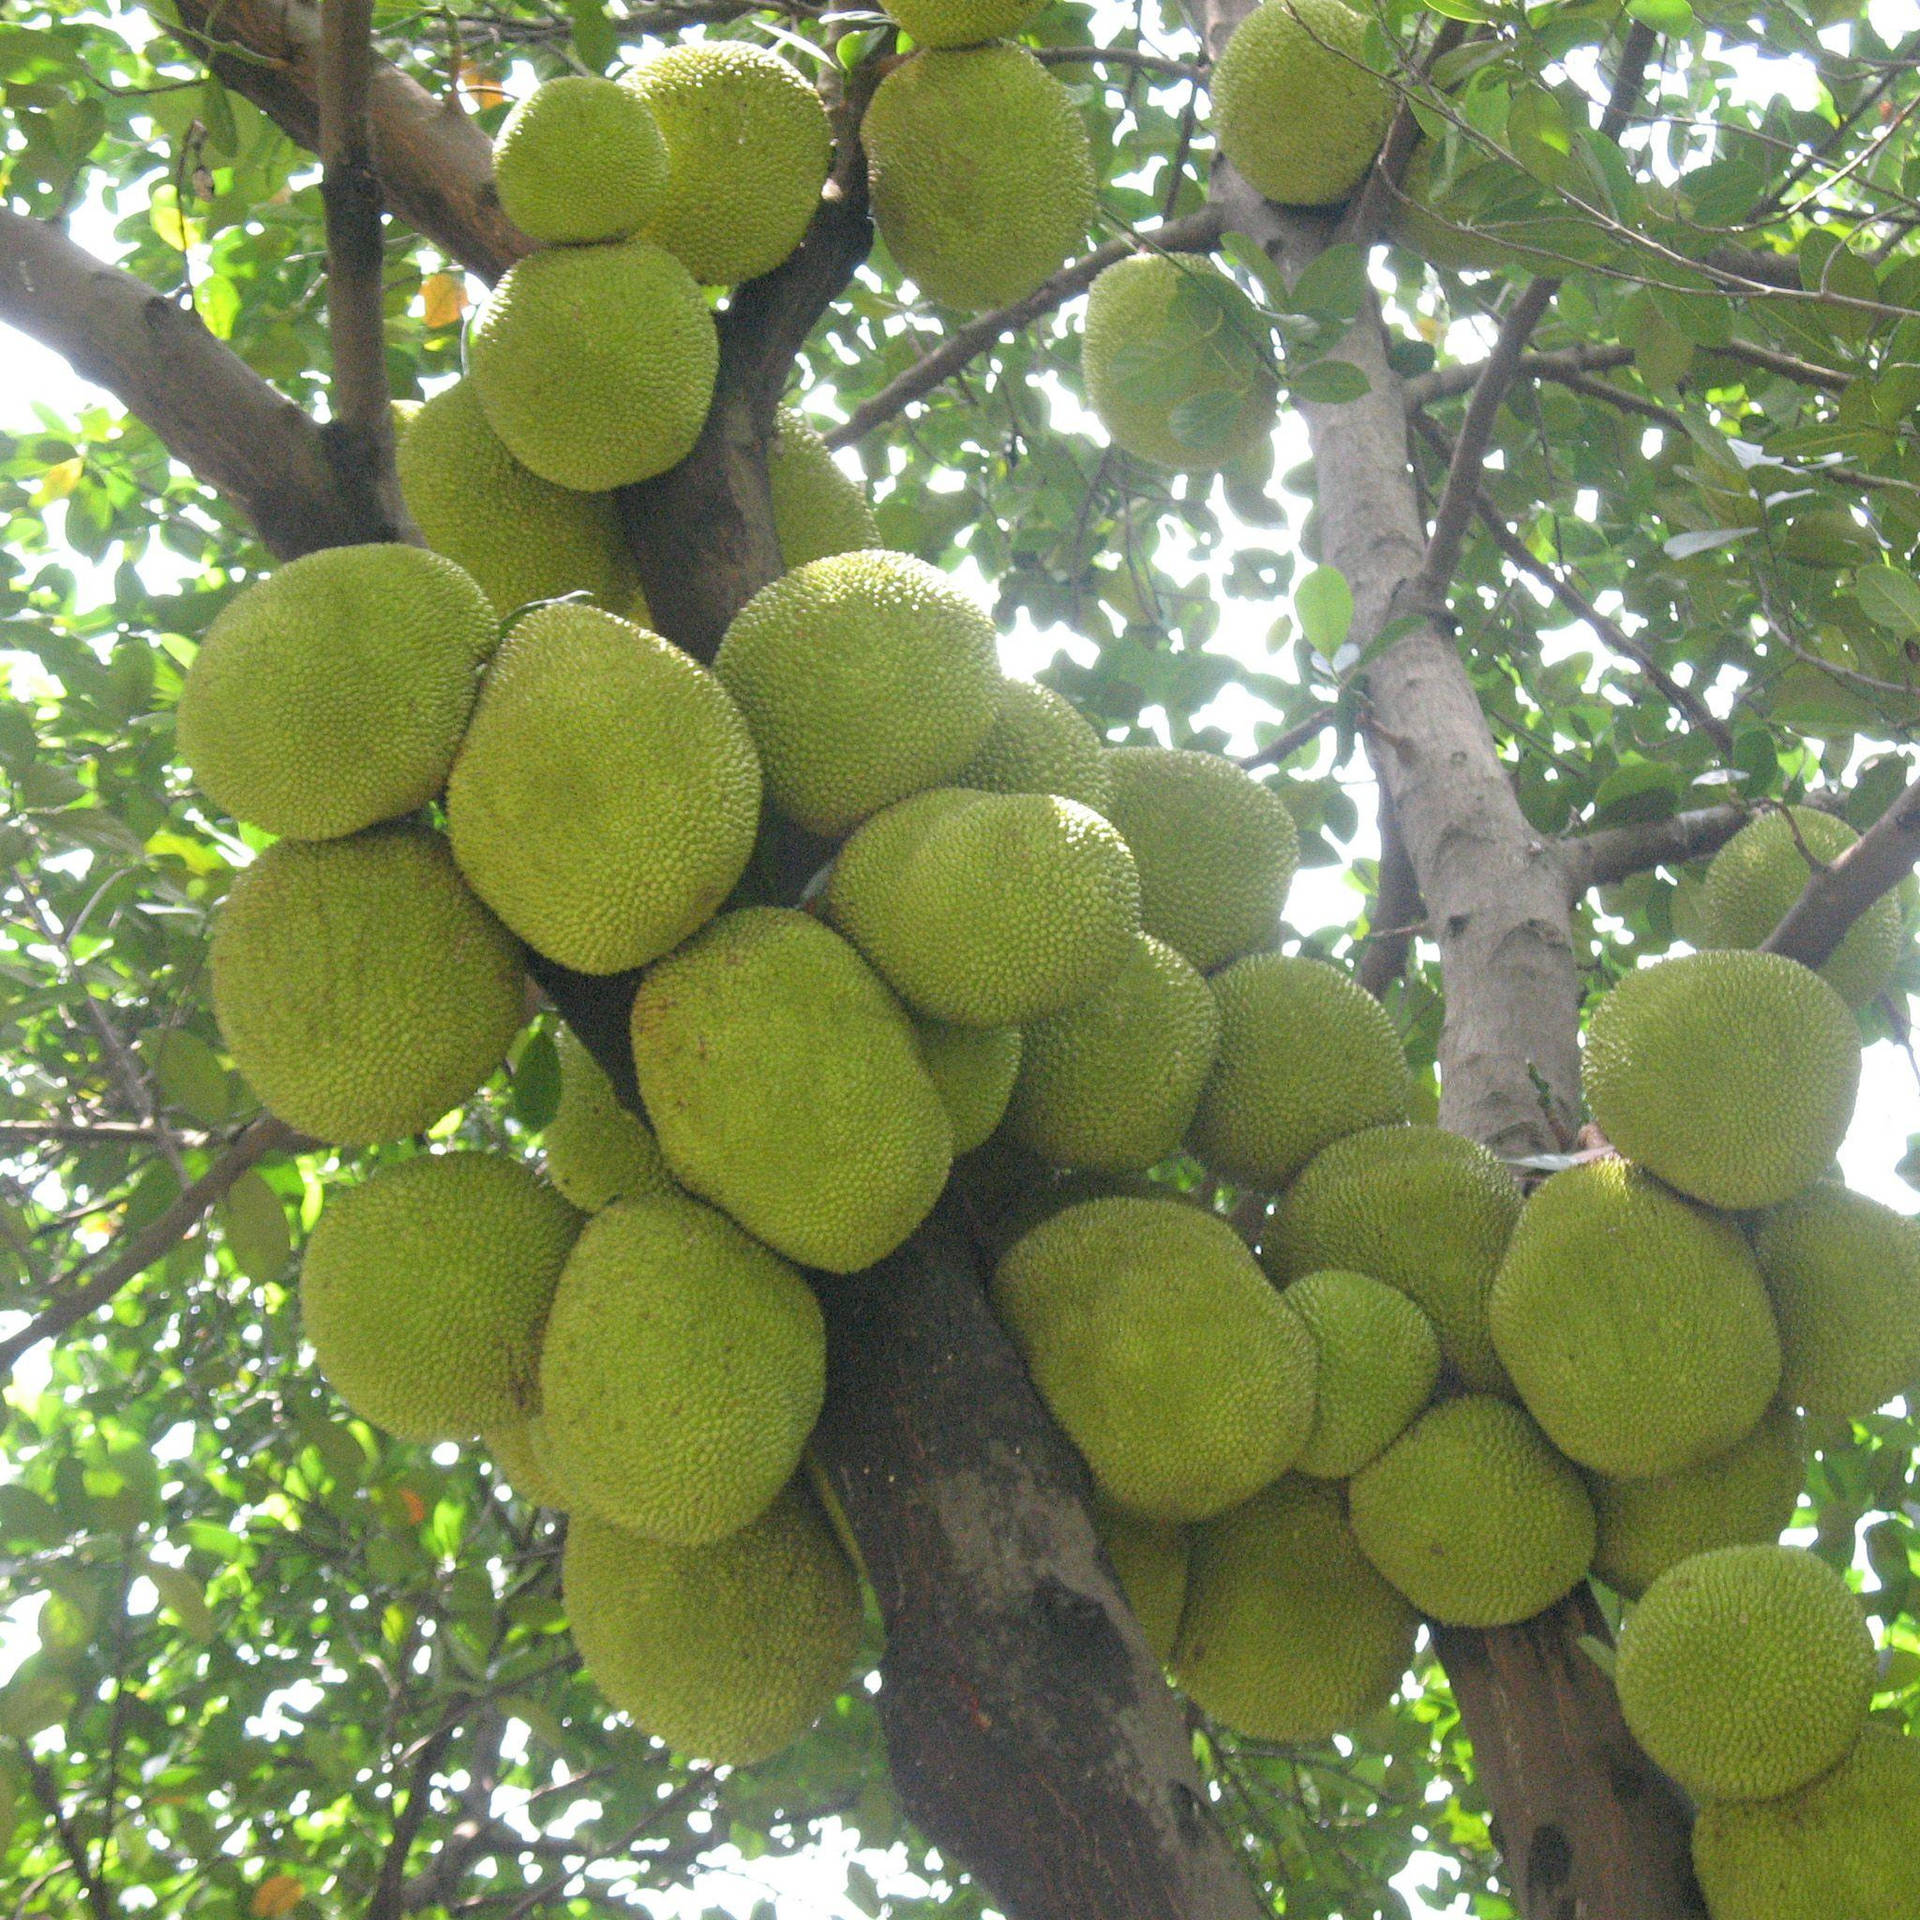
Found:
[1337,19,1469,247]
[1557,804,1749,896]
[370,1721,457,1920]
[1403,344,1635,408]
[1234,702,1338,772]
[24,1755,111,1920]
[1032,45,1207,80]
[1763,761,1920,973]
[1709,335,1852,394]
[1356,791,1423,998]
[0,1119,201,1145]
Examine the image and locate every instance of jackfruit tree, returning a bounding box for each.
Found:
[4,0,1920,1917]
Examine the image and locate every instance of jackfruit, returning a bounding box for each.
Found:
[1282,1269,1440,1478]
[954,678,1113,812]
[991,1197,1318,1522]
[768,408,879,567]
[630,907,952,1271]
[177,543,495,840]
[915,1019,1022,1154]
[1582,950,1860,1211]
[543,1028,675,1211]
[1006,933,1218,1172]
[1189,953,1411,1189]
[623,42,831,285]
[1210,0,1392,208]
[492,76,668,245]
[447,603,760,974]
[1101,747,1299,970]
[301,1151,581,1442]
[1348,1394,1595,1628]
[825,788,1141,1026]
[484,1417,569,1509]
[881,0,1045,47]
[468,239,718,491]
[1173,1477,1418,1740]
[211,825,525,1146]
[538,1196,825,1544]
[1700,807,1903,1010]
[714,550,1003,836]
[1589,1403,1804,1601]
[1752,1182,1920,1419]
[1083,254,1278,472]
[1614,1544,1875,1803]
[1490,1159,1781,1478]
[563,1485,860,1764]
[863,45,1096,311]
[1267,1124,1522,1394]
[1093,1500,1188,1664]
[1692,1723,1920,1920]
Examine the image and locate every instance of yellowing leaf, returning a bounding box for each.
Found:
[150,189,200,252]
[251,1873,305,1918]
[420,272,467,329]
[397,1488,426,1526]
[459,62,508,109]
[30,458,83,507]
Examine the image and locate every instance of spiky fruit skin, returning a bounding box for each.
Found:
[1491,1160,1781,1479]
[622,43,831,285]
[1083,255,1278,471]
[1589,1403,1804,1601]
[1692,1724,1920,1920]
[1189,953,1411,1189]
[1282,1270,1440,1478]
[538,1197,825,1544]
[1174,1477,1417,1740]
[882,0,1045,45]
[1268,1124,1521,1394]
[563,1486,860,1765]
[768,408,879,567]
[483,1417,570,1509]
[1701,806,1903,1009]
[1101,747,1299,970]
[915,1019,1022,1154]
[469,240,718,491]
[1582,950,1861,1211]
[492,76,668,244]
[447,605,760,974]
[630,908,952,1272]
[396,379,639,618]
[301,1152,581,1443]
[1211,0,1392,207]
[955,679,1113,812]
[714,551,1003,836]
[1093,1501,1189,1664]
[825,789,1142,1027]
[1348,1395,1595,1628]
[992,1197,1318,1522]
[1007,933,1219,1173]
[1615,1544,1875,1803]
[211,826,525,1146]
[864,46,1096,311]
[543,1028,675,1212]
[177,544,495,840]
[1753,1181,1920,1419]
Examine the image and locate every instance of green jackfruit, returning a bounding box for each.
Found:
[492,76,668,244]
[447,604,761,974]
[1007,933,1218,1172]
[1174,1477,1418,1741]
[864,45,1096,311]
[177,543,495,840]
[954,678,1113,812]
[538,1196,825,1544]
[211,825,525,1146]
[302,1151,581,1442]
[543,1028,675,1211]
[992,1197,1318,1522]
[469,239,718,491]
[631,908,952,1272]
[1490,1160,1781,1478]
[1189,954,1411,1189]
[881,0,1046,46]
[915,1019,1022,1154]
[1615,1544,1875,1803]
[768,408,879,567]
[1101,747,1299,970]
[1267,1125,1522,1394]
[1283,1269,1440,1479]
[1582,950,1861,1211]
[484,1417,569,1509]
[623,42,831,285]
[563,1485,860,1764]
[1093,1500,1189,1664]
[1348,1395,1595,1627]
[714,550,1003,836]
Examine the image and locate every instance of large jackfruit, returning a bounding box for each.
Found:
[915,1019,1022,1155]
[954,678,1113,812]
[1093,1500,1189,1664]
[768,408,879,567]
[176,544,495,841]
[492,75,668,245]
[881,0,1046,46]
[483,1417,570,1509]
[543,1028,675,1212]
[1282,1268,1440,1478]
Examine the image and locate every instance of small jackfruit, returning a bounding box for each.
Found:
[447,604,761,974]
[211,825,525,1146]
[915,1019,1022,1154]
[543,1028,675,1211]
[1490,1160,1781,1479]
[864,45,1096,311]
[954,679,1113,812]
[469,239,718,492]
[631,908,952,1272]
[992,1197,1318,1522]
[1189,953,1411,1189]
[484,1417,570,1509]
[1093,1499,1189,1664]
[301,1151,581,1442]
[1348,1395,1595,1628]
[1282,1269,1440,1478]
[1614,1544,1875,1803]
[714,550,1003,836]
[1582,950,1861,1211]
[881,0,1046,47]
[177,544,495,840]
[768,408,879,567]
[492,76,668,244]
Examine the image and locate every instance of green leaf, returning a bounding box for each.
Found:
[140,1027,231,1127]
[1166,387,1249,456]
[512,1028,562,1133]
[1855,565,1920,637]
[1295,566,1355,660]
[1627,0,1695,32]
[569,0,617,71]
[219,1171,291,1283]
[1589,760,1683,828]
[1287,243,1369,322]
[146,1563,217,1643]
[1290,360,1372,405]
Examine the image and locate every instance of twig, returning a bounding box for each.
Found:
[1338,18,1468,246]
[1557,804,1749,896]
[1031,45,1207,80]
[23,1755,112,1920]
[1710,336,1852,394]
[0,1119,203,1145]
[1356,791,1423,998]
[1403,344,1635,409]
[1763,761,1920,974]
[368,1720,457,1920]
[1235,703,1339,772]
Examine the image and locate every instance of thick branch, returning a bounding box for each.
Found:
[1763,761,1920,971]
[1356,791,1423,998]
[1558,804,1749,896]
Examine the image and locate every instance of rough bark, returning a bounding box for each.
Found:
[1764,764,1920,971]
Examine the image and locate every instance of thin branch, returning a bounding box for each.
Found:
[1763,761,1920,974]
[23,1755,112,1920]
[369,1720,457,1920]
[1404,344,1635,408]
[1337,18,1469,246]
[1557,804,1749,896]
[1356,791,1423,998]
[1710,335,1852,394]
[1235,702,1339,772]
[1032,45,1207,80]
[0,1119,200,1145]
